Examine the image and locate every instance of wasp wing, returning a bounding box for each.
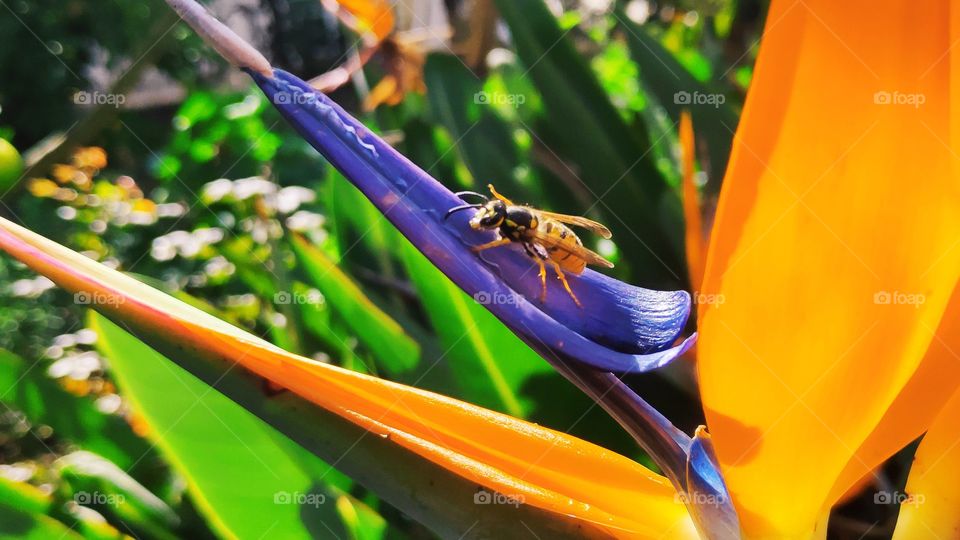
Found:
[532,211,612,239]
[529,230,615,269]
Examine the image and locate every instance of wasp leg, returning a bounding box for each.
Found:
[519,242,549,302]
[536,258,548,302]
[548,260,582,307]
[470,237,512,253]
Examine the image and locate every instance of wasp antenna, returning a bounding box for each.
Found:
[453,191,488,201]
[444,204,481,220]
[487,184,513,204]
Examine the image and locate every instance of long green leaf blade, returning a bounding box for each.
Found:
[91,313,351,540]
[290,235,419,376]
[399,242,552,417]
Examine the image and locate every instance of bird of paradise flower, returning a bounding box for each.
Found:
[2,0,960,539]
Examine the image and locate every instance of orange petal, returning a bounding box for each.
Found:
[698,0,960,536]
[328,0,395,42]
[680,110,705,291]
[831,1,960,507]
[891,387,960,539]
[828,281,960,502]
[0,216,697,539]
[363,74,400,111]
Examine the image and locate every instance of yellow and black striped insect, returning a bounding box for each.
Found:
[445,185,614,307]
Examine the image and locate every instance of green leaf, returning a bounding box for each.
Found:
[174,92,218,128]
[0,505,84,540]
[0,477,123,540]
[0,350,151,473]
[57,451,179,538]
[620,20,739,195]
[290,235,420,376]
[219,236,277,298]
[399,242,552,418]
[334,493,390,540]
[423,54,534,200]
[0,477,49,516]
[327,170,404,271]
[289,281,366,371]
[90,313,352,540]
[492,0,687,287]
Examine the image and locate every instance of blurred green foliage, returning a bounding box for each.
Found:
[0,0,769,538]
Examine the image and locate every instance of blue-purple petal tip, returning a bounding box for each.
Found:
[685,427,741,539]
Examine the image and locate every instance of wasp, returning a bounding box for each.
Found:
[445,185,614,307]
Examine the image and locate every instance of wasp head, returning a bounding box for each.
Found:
[469,200,506,230]
[444,191,506,230]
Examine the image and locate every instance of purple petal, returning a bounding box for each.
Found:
[251,69,694,373]
[684,427,741,539]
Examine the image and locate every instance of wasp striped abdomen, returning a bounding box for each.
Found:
[539,220,587,274]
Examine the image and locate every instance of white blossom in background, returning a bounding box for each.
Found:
[624,0,651,24]
[285,210,325,232]
[47,350,103,380]
[202,176,317,214]
[203,256,236,278]
[151,227,226,261]
[232,176,275,200]
[0,463,36,483]
[95,393,123,414]
[156,203,186,218]
[241,216,281,244]
[201,178,236,203]
[275,186,315,213]
[9,276,56,298]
